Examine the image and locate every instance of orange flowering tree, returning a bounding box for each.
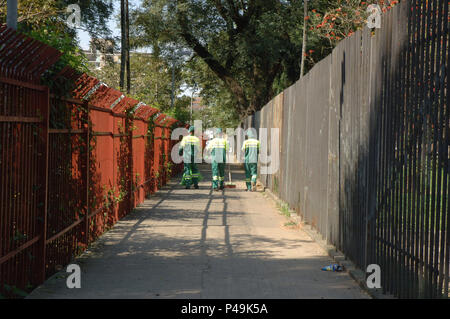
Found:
[303,0,399,65]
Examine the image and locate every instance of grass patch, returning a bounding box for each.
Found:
[277,202,291,217]
[284,221,297,227]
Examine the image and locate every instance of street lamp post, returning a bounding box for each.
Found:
[7,0,18,30]
[190,92,193,125]
[171,63,175,108]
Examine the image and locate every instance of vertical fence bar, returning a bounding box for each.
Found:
[84,101,90,246]
[36,87,49,284]
[441,0,449,298]
[238,0,447,299]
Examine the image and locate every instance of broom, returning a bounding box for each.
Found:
[224,163,236,188]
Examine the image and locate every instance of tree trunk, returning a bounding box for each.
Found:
[120,0,126,91]
[300,0,308,78]
[176,9,249,113]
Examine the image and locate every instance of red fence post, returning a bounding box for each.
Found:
[84,101,90,246]
[150,118,156,193]
[128,114,134,212]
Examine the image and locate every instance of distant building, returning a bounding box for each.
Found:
[191,97,206,112]
[83,38,120,69]
[83,38,152,70]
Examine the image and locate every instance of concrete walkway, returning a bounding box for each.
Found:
[28,164,369,299]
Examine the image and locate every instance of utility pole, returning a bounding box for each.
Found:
[190,85,196,125]
[125,0,131,94]
[190,91,193,124]
[300,0,308,78]
[171,62,175,108]
[120,0,126,91]
[120,0,130,92]
[168,46,190,109]
[7,0,18,30]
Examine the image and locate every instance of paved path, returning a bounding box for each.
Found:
[28,164,369,299]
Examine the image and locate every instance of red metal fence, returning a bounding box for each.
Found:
[0,26,184,298]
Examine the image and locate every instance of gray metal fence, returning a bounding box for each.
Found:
[242,0,449,298]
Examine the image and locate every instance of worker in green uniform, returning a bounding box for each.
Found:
[242,129,260,192]
[179,126,201,189]
[206,128,229,191]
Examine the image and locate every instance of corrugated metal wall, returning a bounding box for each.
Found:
[241,0,449,298]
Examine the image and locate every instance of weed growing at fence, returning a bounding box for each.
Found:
[277,202,291,218]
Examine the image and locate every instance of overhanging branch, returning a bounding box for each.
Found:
[176,8,248,112]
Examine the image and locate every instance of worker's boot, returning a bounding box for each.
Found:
[251,182,256,192]
[194,184,199,189]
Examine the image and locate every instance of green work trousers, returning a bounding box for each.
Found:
[211,162,225,189]
[244,162,258,190]
[183,163,199,187]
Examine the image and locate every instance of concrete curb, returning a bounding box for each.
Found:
[260,185,394,299]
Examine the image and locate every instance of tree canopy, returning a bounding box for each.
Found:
[130,0,393,120]
[0,0,114,72]
[91,52,189,116]
[0,0,398,124]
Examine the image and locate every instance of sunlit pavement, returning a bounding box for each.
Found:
[28,164,369,299]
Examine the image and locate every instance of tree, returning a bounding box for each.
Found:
[90,52,186,115]
[1,0,58,26]
[165,95,191,124]
[130,0,398,119]
[308,1,399,45]
[184,54,240,128]
[69,0,114,39]
[0,0,114,37]
[130,0,305,118]
[0,0,114,73]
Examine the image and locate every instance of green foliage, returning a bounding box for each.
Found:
[164,95,191,123]
[23,21,89,73]
[1,0,113,77]
[193,101,240,129]
[277,202,291,218]
[0,0,58,26]
[130,0,372,119]
[58,0,114,39]
[90,52,192,122]
[130,0,397,120]
[284,221,298,227]
[184,54,240,128]
[2,284,28,298]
